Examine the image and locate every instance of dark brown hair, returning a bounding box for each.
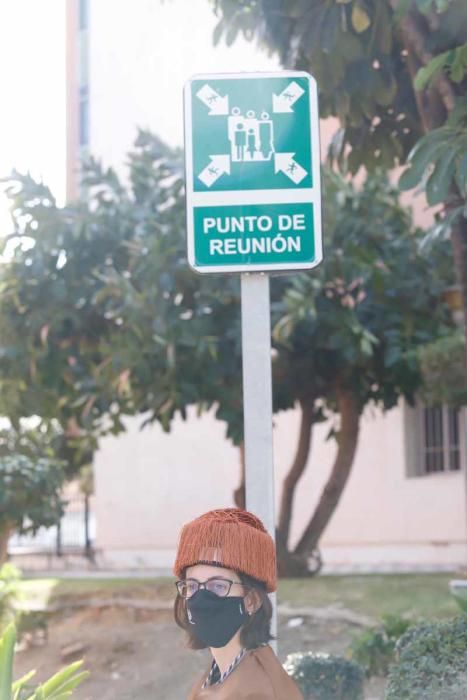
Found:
[174,569,275,650]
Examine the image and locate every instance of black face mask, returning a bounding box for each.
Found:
[186,589,249,648]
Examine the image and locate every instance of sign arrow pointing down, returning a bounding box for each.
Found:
[274,152,308,185]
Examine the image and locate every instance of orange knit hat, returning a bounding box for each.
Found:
[173,508,277,593]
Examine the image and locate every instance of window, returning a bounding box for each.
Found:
[421,405,460,474]
[405,403,463,477]
[419,406,461,474]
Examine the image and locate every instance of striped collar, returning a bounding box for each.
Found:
[202,647,247,688]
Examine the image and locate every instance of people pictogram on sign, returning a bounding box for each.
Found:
[258,114,273,160]
[247,128,257,159]
[228,108,275,163]
[235,123,247,161]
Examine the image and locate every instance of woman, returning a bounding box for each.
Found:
[174,508,304,699]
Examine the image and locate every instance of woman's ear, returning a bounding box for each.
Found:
[245,589,262,615]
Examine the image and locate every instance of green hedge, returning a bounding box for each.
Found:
[385,615,467,699]
[284,651,364,700]
[350,614,412,677]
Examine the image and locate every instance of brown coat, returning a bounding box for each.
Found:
[187,645,304,700]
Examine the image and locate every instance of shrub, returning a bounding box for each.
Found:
[385,615,467,699]
[283,651,364,700]
[0,623,88,699]
[350,614,412,677]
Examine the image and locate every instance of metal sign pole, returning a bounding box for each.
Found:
[184,70,323,654]
[241,272,277,651]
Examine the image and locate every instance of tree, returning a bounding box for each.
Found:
[0,419,90,566]
[0,135,452,575]
[0,453,65,565]
[210,0,467,367]
[271,171,451,573]
[0,133,217,440]
[217,171,452,576]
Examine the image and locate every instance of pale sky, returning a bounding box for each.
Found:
[0,0,65,235]
[0,0,276,236]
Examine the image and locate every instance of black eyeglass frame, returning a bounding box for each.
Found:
[175,576,250,599]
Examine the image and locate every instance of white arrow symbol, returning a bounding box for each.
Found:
[274,153,308,185]
[198,155,231,187]
[272,81,305,113]
[196,84,229,115]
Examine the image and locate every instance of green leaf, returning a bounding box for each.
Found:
[385,345,402,368]
[455,151,467,195]
[225,23,239,46]
[212,18,224,46]
[447,97,467,126]
[351,2,371,33]
[449,43,467,83]
[321,5,341,54]
[34,662,88,699]
[425,146,459,205]
[415,44,467,89]
[13,671,37,700]
[399,132,450,191]
[0,623,16,700]
[414,52,449,90]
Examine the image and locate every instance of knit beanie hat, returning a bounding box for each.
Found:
[173,508,277,593]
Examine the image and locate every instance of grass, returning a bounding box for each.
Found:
[18,573,461,621]
[278,573,460,620]
[19,577,174,609]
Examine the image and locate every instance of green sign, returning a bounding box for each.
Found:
[184,71,322,273]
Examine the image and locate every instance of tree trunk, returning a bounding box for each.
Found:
[276,540,319,577]
[397,9,455,115]
[0,525,12,566]
[277,397,315,551]
[294,387,360,556]
[388,2,455,122]
[450,215,467,378]
[233,442,245,509]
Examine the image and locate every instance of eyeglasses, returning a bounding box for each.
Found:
[175,577,248,599]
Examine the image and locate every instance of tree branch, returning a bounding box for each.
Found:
[390,2,456,115]
[294,387,360,555]
[277,397,315,549]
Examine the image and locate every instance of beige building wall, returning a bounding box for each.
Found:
[94,404,467,570]
[68,0,467,571]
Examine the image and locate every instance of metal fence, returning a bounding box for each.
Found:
[9,492,96,560]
